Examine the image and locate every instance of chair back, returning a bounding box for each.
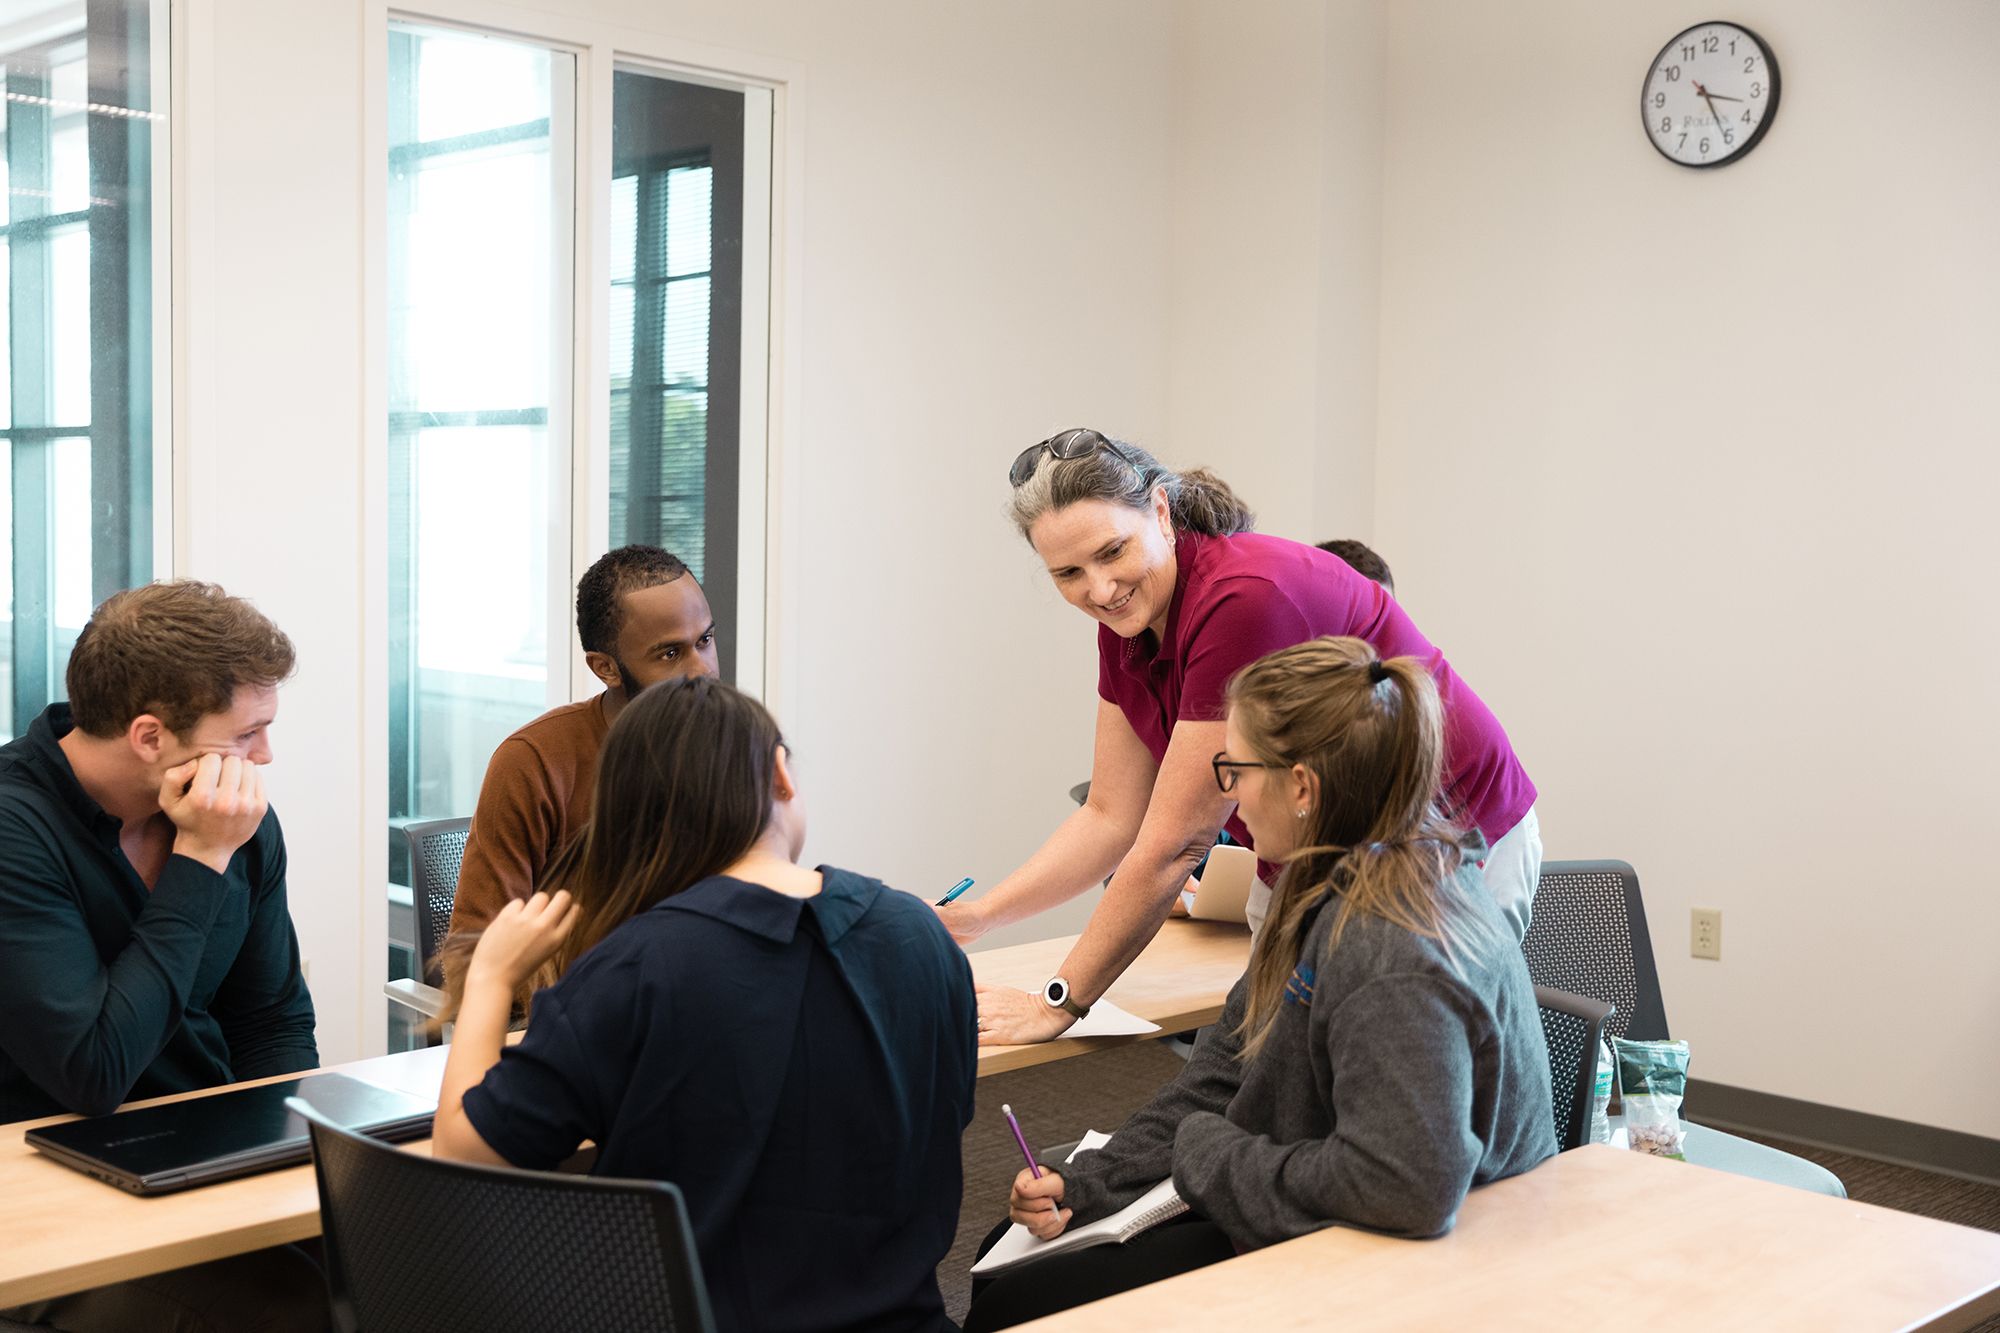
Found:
[1522,860,1670,1045]
[402,818,471,983]
[1534,984,1614,1151]
[294,1100,715,1333]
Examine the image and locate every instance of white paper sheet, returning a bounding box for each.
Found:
[1061,999,1161,1039]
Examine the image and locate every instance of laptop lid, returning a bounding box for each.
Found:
[1188,843,1257,925]
[26,1071,435,1196]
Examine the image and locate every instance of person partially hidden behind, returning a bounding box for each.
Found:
[1315,537,1394,597]
[0,580,328,1332]
[962,637,1555,1331]
[446,544,719,941]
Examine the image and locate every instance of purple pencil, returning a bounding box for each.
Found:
[1001,1103,1042,1179]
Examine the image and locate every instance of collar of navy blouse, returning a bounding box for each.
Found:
[659,867,876,948]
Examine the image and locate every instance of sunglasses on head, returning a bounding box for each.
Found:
[1008,428,1140,488]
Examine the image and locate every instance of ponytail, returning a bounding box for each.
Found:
[1225,638,1504,1061]
[1164,466,1254,537]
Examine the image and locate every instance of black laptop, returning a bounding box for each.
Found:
[26,1072,435,1196]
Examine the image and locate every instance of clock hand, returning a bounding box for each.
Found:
[1693,80,1725,136]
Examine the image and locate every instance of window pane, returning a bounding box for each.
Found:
[403,149,551,412]
[608,69,742,681]
[663,274,709,386]
[49,224,91,425]
[386,24,572,1045]
[665,164,711,277]
[52,436,92,631]
[1,4,163,742]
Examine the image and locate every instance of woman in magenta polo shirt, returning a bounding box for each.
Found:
[941,429,1540,1044]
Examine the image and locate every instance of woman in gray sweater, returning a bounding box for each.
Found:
[965,636,1556,1331]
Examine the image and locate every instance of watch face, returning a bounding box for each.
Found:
[1043,977,1069,1008]
[1642,22,1779,168]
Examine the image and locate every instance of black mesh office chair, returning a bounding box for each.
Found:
[1535,984,1613,1152]
[1522,860,1670,1047]
[293,1100,716,1333]
[403,818,472,985]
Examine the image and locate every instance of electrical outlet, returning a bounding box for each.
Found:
[1690,908,1721,961]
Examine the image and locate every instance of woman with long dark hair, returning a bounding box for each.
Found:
[962,638,1554,1329]
[430,677,976,1333]
[943,429,1540,1044]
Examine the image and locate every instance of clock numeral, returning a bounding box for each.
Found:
[1722,128,1735,146]
[1699,137,1711,155]
[1653,92,1666,109]
[1751,80,1763,98]
[1660,116,1672,134]
[1729,38,1738,56]
[1702,35,1719,53]
[1677,133,1688,151]
[1744,56,1756,73]
[1680,44,1695,61]
[1664,64,1681,82]
[1741,109,1754,125]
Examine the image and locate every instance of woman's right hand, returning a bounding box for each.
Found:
[465,890,579,996]
[1008,1167,1070,1240]
[934,899,988,947]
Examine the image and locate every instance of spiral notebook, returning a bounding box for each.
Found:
[970,1132,1189,1276]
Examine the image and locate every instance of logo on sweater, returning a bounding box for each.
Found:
[1284,964,1315,1007]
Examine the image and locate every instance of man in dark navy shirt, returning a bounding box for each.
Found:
[0,580,316,1123]
[0,581,325,1332]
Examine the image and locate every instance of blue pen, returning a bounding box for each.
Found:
[936,877,975,907]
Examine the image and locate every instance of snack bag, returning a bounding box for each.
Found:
[1588,1037,1615,1144]
[1613,1037,1690,1159]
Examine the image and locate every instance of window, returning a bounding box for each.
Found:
[610,69,747,682]
[1,1,165,739]
[385,24,574,1027]
[380,29,771,1047]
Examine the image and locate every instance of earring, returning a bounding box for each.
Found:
[1295,808,1307,821]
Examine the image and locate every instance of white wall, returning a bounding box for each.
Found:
[1161,0,1385,548]
[179,0,372,1062]
[1373,1,2000,1136]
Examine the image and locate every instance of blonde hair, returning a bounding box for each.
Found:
[1226,636,1504,1060]
[1006,434,1253,541]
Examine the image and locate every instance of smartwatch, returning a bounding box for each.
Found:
[1042,976,1092,1020]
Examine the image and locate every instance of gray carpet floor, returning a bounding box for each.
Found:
[938,1046,2000,1329]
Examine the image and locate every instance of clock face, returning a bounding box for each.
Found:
[1642,21,1780,168]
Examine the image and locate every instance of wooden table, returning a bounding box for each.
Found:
[1014,1145,2000,1332]
[969,918,1249,1076]
[0,918,1250,1306]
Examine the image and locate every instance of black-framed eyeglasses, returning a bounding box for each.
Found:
[1212,751,1285,794]
[1008,427,1139,488]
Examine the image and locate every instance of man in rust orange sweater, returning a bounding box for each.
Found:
[447,545,719,941]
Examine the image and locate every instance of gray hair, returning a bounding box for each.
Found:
[1006,433,1255,541]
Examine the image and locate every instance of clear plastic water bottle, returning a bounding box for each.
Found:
[1588,1038,1615,1144]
